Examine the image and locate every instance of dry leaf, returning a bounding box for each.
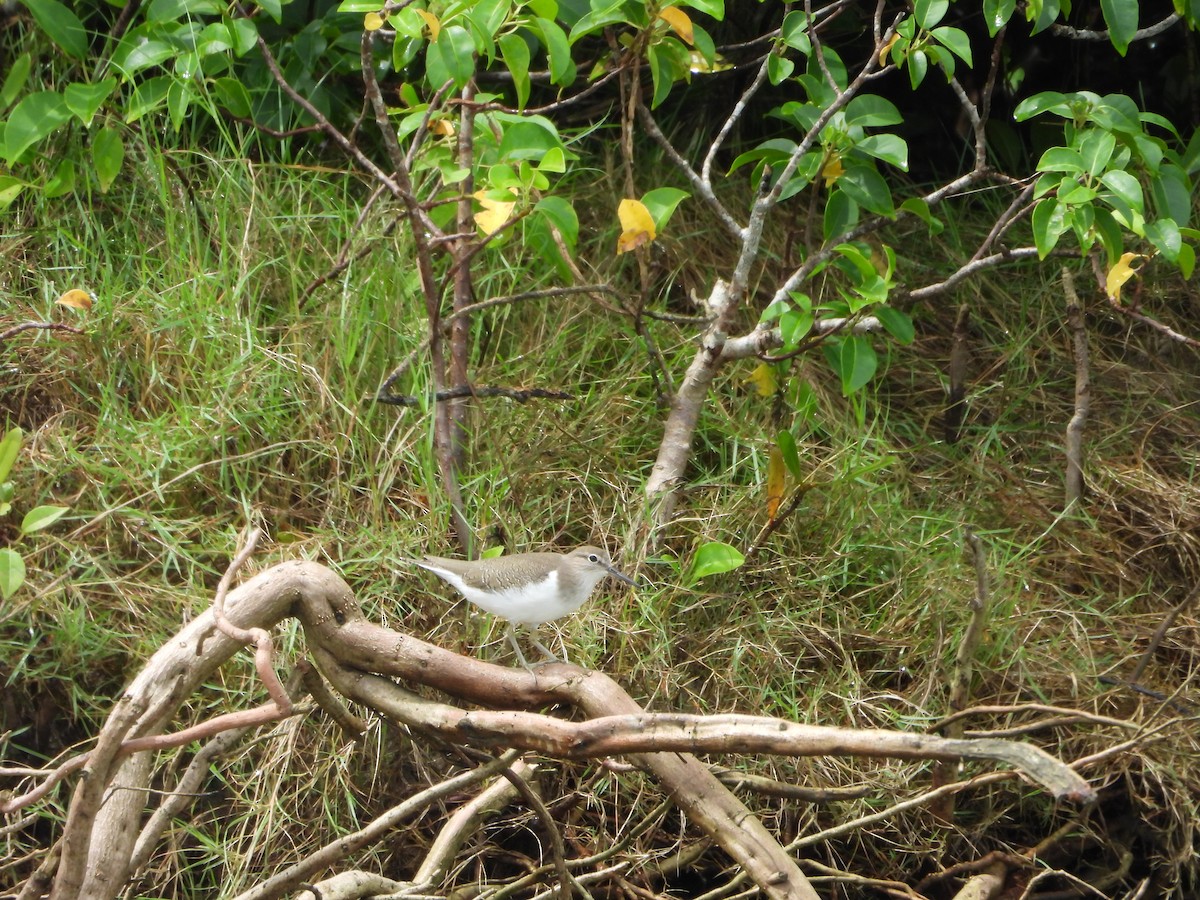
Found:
[878,33,900,65]
[748,362,777,397]
[616,198,656,254]
[474,189,516,236]
[821,153,844,188]
[658,6,694,45]
[1106,252,1144,301]
[56,289,94,311]
[415,9,441,40]
[364,11,385,31]
[766,446,786,521]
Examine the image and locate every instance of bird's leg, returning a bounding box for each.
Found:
[504,623,532,670]
[528,627,563,663]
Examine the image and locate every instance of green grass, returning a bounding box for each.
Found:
[3,122,1200,897]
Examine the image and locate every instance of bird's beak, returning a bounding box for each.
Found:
[605,563,637,587]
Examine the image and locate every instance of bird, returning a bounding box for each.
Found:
[414,545,636,667]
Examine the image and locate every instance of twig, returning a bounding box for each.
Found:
[1050,13,1181,42]
[0,321,86,342]
[1128,582,1200,687]
[1062,269,1089,509]
[932,530,991,819]
[945,303,970,443]
[210,527,292,712]
[377,385,575,407]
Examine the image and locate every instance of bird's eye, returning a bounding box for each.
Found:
[589,554,600,563]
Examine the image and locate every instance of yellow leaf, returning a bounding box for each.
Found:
[748,362,777,397]
[878,33,900,65]
[766,446,786,521]
[1106,252,1144,301]
[688,50,732,73]
[474,189,516,236]
[657,6,694,45]
[415,9,441,40]
[56,289,95,310]
[821,153,844,188]
[616,198,656,254]
[364,11,385,31]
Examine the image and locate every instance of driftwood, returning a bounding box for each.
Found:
[6,557,1095,900]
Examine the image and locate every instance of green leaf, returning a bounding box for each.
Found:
[825,335,877,396]
[64,79,117,127]
[1031,197,1068,258]
[23,0,88,58]
[688,541,745,583]
[497,119,565,161]
[0,548,25,601]
[213,76,252,117]
[647,42,679,108]
[20,505,70,535]
[1,53,32,111]
[1145,217,1181,262]
[147,0,224,19]
[823,189,857,241]
[568,0,634,41]
[767,52,794,85]
[92,126,124,192]
[1100,169,1144,213]
[930,26,971,65]
[779,307,814,346]
[1036,146,1083,173]
[1013,90,1070,121]
[0,428,21,481]
[1150,164,1192,225]
[876,306,914,344]
[1177,241,1195,280]
[641,187,689,233]
[780,10,810,53]
[227,17,258,55]
[843,94,902,127]
[44,158,76,198]
[1100,0,1137,55]
[0,176,25,210]
[914,0,949,28]
[776,430,802,479]
[838,164,894,217]
[533,195,578,247]
[856,134,908,170]
[983,0,1016,34]
[536,17,574,85]
[3,91,71,165]
[907,48,928,89]
[255,0,282,23]
[1029,0,1060,34]
[125,76,171,123]
[426,25,477,90]
[900,197,943,234]
[679,0,723,18]
[1078,129,1116,177]
[498,33,531,109]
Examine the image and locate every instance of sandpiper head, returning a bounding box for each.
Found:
[568,545,636,587]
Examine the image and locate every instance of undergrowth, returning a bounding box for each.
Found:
[2,130,1198,897]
